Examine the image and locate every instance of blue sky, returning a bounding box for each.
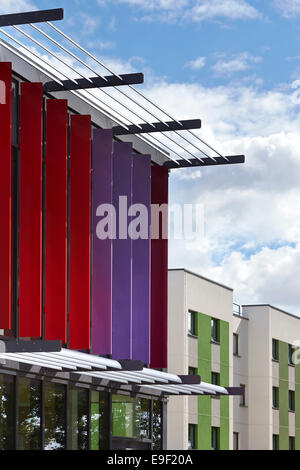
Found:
[2,0,300,313]
[25,0,300,90]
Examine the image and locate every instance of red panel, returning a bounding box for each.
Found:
[0,63,12,330]
[150,166,169,369]
[45,100,68,342]
[19,83,43,337]
[69,115,91,350]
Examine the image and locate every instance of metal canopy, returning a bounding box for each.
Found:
[43,73,144,92]
[0,348,244,397]
[0,8,63,27]
[0,8,246,169]
[164,155,245,169]
[112,119,202,136]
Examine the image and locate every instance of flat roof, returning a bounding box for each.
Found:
[168,268,234,292]
[242,304,300,321]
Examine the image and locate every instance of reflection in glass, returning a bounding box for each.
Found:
[112,395,150,440]
[0,374,14,450]
[44,382,66,450]
[18,378,41,449]
[91,390,109,450]
[153,400,162,450]
[69,386,88,450]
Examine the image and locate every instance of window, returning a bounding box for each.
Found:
[18,378,41,450]
[0,374,15,450]
[289,436,295,451]
[188,424,196,450]
[272,339,279,361]
[288,344,294,366]
[189,367,197,376]
[273,434,279,450]
[91,390,109,450]
[272,387,279,409]
[240,384,246,407]
[233,432,239,451]
[289,390,295,412]
[69,386,89,450]
[211,318,220,343]
[44,382,66,450]
[211,427,219,450]
[153,401,163,451]
[211,372,220,386]
[188,311,197,336]
[112,395,150,440]
[233,333,239,356]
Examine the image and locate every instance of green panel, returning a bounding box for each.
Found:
[197,414,211,450]
[295,363,300,449]
[279,341,289,450]
[220,320,230,450]
[196,313,212,450]
[197,312,211,382]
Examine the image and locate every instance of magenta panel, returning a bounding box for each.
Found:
[112,142,133,360]
[91,129,113,355]
[131,155,151,365]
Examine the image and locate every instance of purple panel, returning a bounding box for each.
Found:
[92,129,113,355]
[112,142,133,360]
[131,155,151,365]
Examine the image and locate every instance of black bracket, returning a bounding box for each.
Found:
[0,8,64,27]
[43,73,144,93]
[164,154,245,169]
[112,119,201,136]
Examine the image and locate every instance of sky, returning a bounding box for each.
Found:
[2,0,300,313]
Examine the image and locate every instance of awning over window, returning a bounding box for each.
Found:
[0,347,243,398]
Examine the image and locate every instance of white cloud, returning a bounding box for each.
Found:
[142,79,300,314]
[185,56,206,70]
[212,52,262,75]
[0,0,35,13]
[184,0,261,22]
[97,0,261,23]
[273,0,300,17]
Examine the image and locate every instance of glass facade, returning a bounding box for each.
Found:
[112,395,150,440]
[153,400,163,450]
[69,386,89,450]
[0,373,163,450]
[91,390,109,450]
[44,382,66,450]
[0,374,14,450]
[18,378,41,450]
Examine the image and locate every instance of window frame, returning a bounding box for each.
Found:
[233,432,239,451]
[211,372,220,386]
[188,310,197,337]
[240,384,246,407]
[211,318,220,343]
[211,427,219,451]
[272,339,279,362]
[288,344,294,366]
[188,424,197,450]
[289,436,295,451]
[289,390,295,412]
[272,386,279,410]
[233,333,239,356]
[273,434,279,451]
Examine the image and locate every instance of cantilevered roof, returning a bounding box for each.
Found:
[0,347,243,398]
[0,7,245,169]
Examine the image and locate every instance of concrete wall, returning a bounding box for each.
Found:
[167,269,233,450]
[232,314,249,449]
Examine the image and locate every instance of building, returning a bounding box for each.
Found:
[167,269,234,450]
[233,304,300,450]
[168,269,300,450]
[0,8,243,451]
